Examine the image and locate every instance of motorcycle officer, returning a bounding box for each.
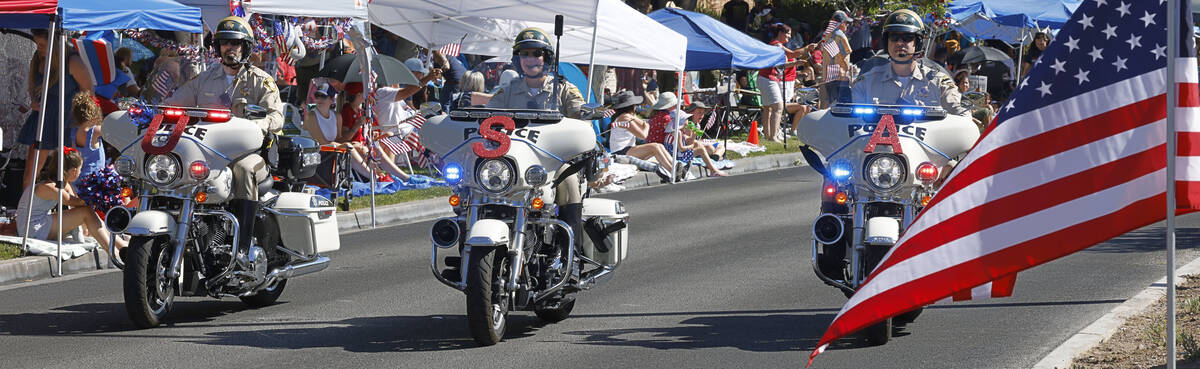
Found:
[486,27,587,256]
[164,15,283,258]
[850,9,967,116]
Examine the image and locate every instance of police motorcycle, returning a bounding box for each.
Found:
[796,103,979,344]
[101,104,339,328]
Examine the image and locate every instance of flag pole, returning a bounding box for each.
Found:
[1166,0,1180,367]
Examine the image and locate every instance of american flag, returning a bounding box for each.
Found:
[438,43,461,57]
[821,20,839,39]
[820,40,841,59]
[809,0,1199,365]
[702,109,718,130]
[603,109,615,118]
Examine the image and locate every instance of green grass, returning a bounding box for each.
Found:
[346,187,452,211]
[721,133,804,159]
[0,241,21,261]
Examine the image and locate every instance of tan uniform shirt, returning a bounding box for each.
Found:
[487,76,585,118]
[165,64,284,133]
[851,62,967,116]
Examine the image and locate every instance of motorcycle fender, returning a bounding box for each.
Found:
[464,219,510,247]
[863,217,899,246]
[124,210,177,237]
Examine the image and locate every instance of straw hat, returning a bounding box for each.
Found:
[649,91,679,110]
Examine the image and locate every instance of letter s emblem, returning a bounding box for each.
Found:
[473,116,514,158]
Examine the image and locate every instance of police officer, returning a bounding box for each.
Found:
[165,15,283,255]
[487,27,585,117]
[851,9,967,116]
[486,27,587,253]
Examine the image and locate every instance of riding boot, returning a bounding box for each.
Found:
[230,199,259,252]
[558,203,585,251]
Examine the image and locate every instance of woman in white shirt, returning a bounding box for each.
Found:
[607,91,676,171]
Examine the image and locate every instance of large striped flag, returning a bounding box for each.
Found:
[73,31,129,90]
[438,43,461,57]
[808,0,1200,365]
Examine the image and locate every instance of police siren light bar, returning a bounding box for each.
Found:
[828,103,946,120]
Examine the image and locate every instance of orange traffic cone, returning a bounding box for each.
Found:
[747,120,760,145]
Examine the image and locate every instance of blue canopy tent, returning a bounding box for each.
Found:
[648,7,784,71]
[948,0,1082,42]
[1,0,202,274]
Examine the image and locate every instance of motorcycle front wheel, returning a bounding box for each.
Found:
[123,236,174,329]
[466,246,511,346]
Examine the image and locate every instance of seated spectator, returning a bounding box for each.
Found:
[338,82,411,182]
[647,92,728,177]
[17,148,128,255]
[303,83,385,181]
[453,71,491,109]
[607,91,675,182]
[115,47,141,97]
[680,102,728,177]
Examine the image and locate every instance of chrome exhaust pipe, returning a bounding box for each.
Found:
[812,213,845,245]
[268,256,330,280]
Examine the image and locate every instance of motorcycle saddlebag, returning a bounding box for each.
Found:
[273,135,321,180]
[581,198,629,267]
[267,192,340,256]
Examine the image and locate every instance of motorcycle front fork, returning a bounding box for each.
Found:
[848,201,915,289]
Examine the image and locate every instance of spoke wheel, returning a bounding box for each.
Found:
[123,236,174,328]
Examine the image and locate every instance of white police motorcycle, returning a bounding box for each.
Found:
[102,105,339,328]
[420,105,630,346]
[796,103,979,344]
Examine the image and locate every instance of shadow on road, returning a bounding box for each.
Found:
[1086,227,1200,254]
[0,301,252,336]
[189,314,551,352]
[560,311,836,352]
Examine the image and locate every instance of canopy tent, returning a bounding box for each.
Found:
[369,0,687,71]
[1,0,203,32]
[647,7,783,71]
[0,0,203,275]
[177,0,368,30]
[947,0,1082,43]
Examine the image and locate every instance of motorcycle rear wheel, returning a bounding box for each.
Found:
[240,279,288,308]
[534,298,575,323]
[123,236,174,329]
[864,317,892,345]
[895,307,923,325]
[466,247,511,346]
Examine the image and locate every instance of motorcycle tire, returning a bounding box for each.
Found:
[895,307,923,325]
[863,317,892,346]
[239,279,288,308]
[534,298,575,323]
[466,246,511,346]
[123,236,174,329]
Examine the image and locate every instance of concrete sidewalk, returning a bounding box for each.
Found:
[0,151,809,286]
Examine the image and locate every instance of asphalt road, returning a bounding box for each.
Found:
[0,167,1195,368]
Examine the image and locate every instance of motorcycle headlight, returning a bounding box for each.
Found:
[524,165,548,186]
[864,154,906,192]
[114,156,135,177]
[145,154,181,185]
[476,159,515,193]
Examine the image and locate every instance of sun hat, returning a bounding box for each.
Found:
[684,101,711,112]
[404,58,428,75]
[649,91,679,110]
[313,82,335,97]
[610,90,644,110]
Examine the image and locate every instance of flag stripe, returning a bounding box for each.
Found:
[851,168,1165,315]
[865,143,1167,285]
[1178,132,1200,156]
[1181,82,1200,107]
[928,93,1166,211]
[819,192,1164,345]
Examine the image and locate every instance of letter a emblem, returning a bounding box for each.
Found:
[863,115,903,154]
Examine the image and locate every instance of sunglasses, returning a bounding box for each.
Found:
[315,94,333,99]
[517,50,543,58]
[888,33,918,43]
[216,39,241,46]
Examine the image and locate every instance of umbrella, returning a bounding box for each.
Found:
[117,37,155,61]
[949,45,1011,66]
[316,53,419,87]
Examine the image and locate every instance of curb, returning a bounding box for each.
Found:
[0,247,116,286]
[336,151,808,234]
[1033,254,1200,369]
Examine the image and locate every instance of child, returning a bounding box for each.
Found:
[71,91,124,213]
[16,148,128,255]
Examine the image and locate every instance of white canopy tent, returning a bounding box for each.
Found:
[368,0,687,71]
[178,0,369,28]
